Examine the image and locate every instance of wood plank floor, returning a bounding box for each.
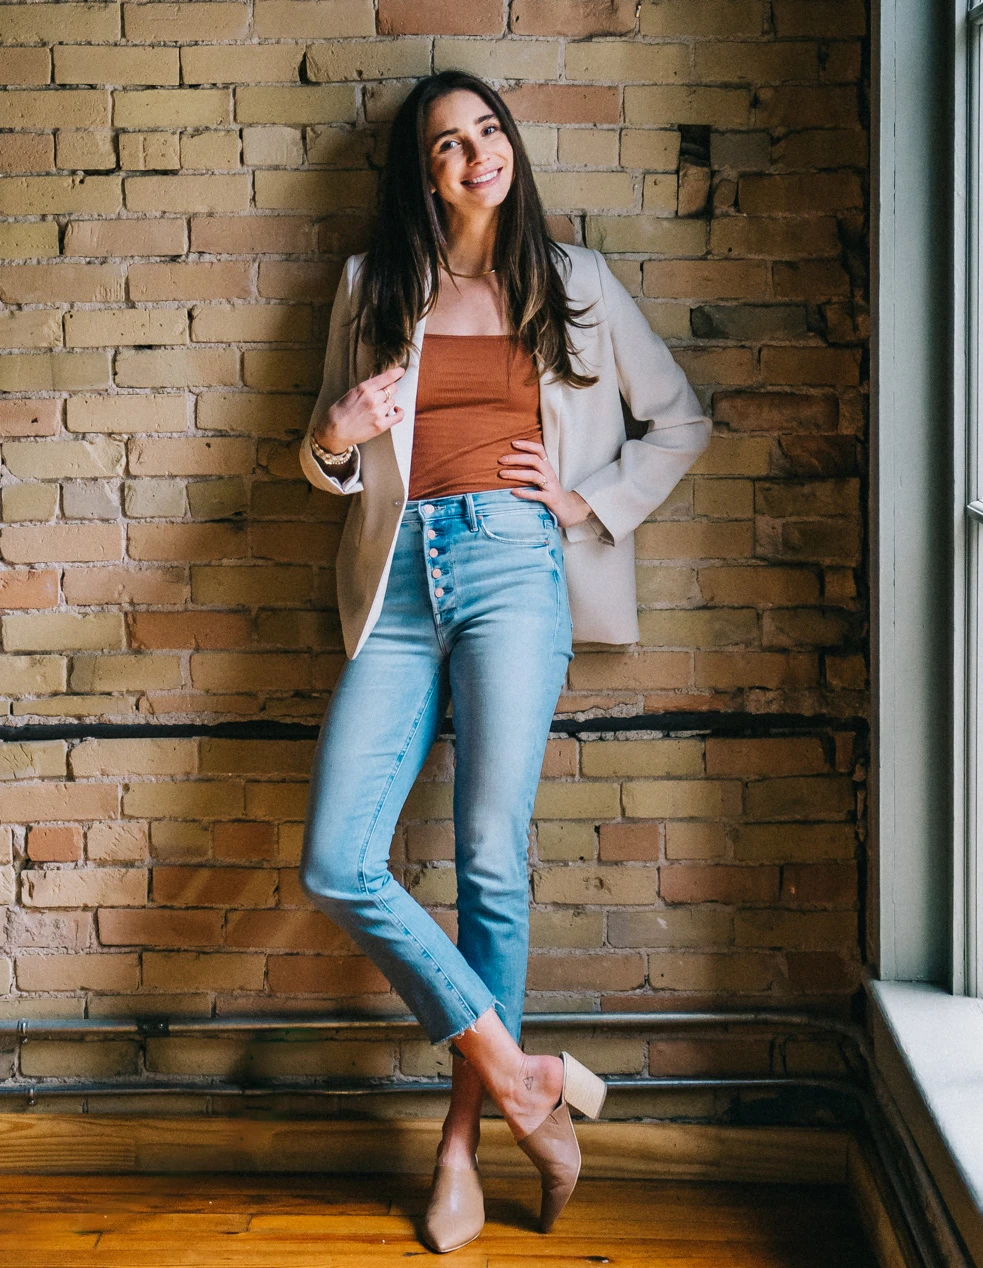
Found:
[0,1172,879,1266]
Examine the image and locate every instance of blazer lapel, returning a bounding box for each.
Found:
[386,303,428,498]
[372,259,434,500]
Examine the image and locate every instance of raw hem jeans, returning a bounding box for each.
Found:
[299,486,574,1055]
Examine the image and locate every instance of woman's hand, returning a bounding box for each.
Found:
[312,364,406,453]
[498,438,593,529]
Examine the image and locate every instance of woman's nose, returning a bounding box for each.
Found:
[465,138,491,163]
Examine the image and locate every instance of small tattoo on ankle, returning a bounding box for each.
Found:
[523,1075,534,1090]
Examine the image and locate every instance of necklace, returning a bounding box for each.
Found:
[442,263,497,279]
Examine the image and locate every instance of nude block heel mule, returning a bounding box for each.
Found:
[514,1050,608,1234]
[421,1155,485,1254]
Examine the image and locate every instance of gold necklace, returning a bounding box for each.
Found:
[442,263,497,279]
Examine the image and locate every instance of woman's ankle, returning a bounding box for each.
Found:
[436,1122,480,1165]
[499,1053,564,1139]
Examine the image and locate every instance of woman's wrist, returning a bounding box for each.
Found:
[565,490,593,525]
[311,418,351,456]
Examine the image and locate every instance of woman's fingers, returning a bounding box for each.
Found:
[499,445,556,489]
[364,364,406,391]
[499,465,545,484]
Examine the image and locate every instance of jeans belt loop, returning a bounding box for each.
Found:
[464,492,478,532]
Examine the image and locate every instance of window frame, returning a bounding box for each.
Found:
[961,0,982,999]
[873,0,957,987]
[869,0,983,1252]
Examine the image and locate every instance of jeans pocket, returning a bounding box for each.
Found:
[477,509,552,546]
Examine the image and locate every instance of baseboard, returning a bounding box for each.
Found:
[0,1114,852,1183]
[847,1130,922,1268]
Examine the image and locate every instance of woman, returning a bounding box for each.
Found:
[298,70,712,1253]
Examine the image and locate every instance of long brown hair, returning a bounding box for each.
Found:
[352,70,600,389]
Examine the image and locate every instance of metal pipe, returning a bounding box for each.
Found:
[0,1006,967,1266]
[0,1073,860,1098]
[0,1006,871,1037]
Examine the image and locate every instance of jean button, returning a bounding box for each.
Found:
[426,528,436,539]
[432,568,442,578]
[434,586,444,597]
[428,548,438,557]
[422,503,435,514]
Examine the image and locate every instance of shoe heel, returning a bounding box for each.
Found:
[560,1051,607,1119]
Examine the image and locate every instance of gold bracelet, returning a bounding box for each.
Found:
[310,434,355,466]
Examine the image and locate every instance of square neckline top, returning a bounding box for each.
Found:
[408,330,543,500]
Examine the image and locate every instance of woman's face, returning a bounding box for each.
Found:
[425,89,514,218]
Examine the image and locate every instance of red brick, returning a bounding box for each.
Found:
[266,954,390,994]
[775,436,858,477]
[705,737,828,777]
[28,825,83,863]
[735,908,857,950]
[151,867,276,907]
[128,611,252,650]
[527,952,646,992]
[250,523,338,564]
[0,569,59,609]
[660,864,780,904]
[213,821,276,862]
[225,910,350,952]
[648,1037,771,1076]
[598,823,662,861]
[98,909,223,946]
[277,868,318,907]
[781,862,857,906]
[0,399,60,437]
[500,84,621,124]
[511,0,636,35]
[786,951,861,993]
[714,391,838,433]
[190,215,315,255]
[833,733,856,773]
[378,0,504,34]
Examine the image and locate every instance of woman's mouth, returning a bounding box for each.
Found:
[462,167,502,189]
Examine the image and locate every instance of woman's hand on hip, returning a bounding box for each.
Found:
[312,364,406,453]
[497,438,593,529]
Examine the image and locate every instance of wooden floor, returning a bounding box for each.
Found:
[0,1172,879,1266]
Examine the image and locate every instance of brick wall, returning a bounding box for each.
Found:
[0,0,868,1102]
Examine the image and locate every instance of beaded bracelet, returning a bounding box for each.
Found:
[310,434,355,466]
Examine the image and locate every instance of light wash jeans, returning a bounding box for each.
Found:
[300,486,574,1053]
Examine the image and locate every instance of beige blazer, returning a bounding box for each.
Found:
[300,243,712,661]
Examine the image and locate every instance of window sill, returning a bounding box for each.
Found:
[866,978,983,1263]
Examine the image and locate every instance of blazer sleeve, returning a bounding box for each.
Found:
[563,248,713,546]
[299,254,364,496]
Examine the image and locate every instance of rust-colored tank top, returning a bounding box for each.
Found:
[407,333,543,500]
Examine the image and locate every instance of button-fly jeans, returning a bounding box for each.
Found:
[300,486,574,1053]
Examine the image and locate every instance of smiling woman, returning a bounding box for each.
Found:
[296,70,710,1255]
[345,72,604,394]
